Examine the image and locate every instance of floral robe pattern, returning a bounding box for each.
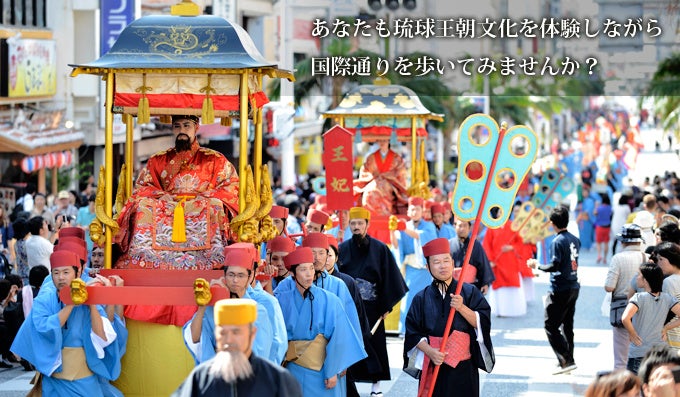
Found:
[115,140,239,270]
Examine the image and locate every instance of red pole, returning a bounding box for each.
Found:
[421,125,507,397]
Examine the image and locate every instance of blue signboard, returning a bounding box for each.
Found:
[100,0,135,56]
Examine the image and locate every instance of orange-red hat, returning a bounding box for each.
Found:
[269,205,289,219]
[326,234,338,251]
[424,200,435,209]
[224,248,254,271]
[50,250,80,269]
[302,232,329,250]
[441,201,452,211]
[283,247,314,270]
[55,241,87,264]
[307,209,330,226]
[422,238,451,258]
[431,203,445,215]
[225,243,258,263]
[408,197,424,207]
[268,236,295,254]
[59,236,87,250]
[60,227,85,240]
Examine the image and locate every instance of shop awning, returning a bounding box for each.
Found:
[0,127,84,156]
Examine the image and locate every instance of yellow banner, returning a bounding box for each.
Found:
[8,38,56,97]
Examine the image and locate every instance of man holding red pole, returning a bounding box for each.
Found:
[403,237,495,396]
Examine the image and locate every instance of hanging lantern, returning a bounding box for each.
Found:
[21,157,33,173]
[34,155,44,171]
[43,153,55,168]
[63,150,73,166]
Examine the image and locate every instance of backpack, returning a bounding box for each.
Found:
[0,251,11,279]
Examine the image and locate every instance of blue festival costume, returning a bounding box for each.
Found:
[248,282,288,364]
[276,284,366,397]
[275,271,364,348]
[435,223,456,240]
[11,288,127,396]
[182,297,273,364]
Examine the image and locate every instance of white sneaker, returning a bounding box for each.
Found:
[552,363,577,375]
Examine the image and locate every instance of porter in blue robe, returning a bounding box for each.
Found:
[275,270,364,348]
[11,289,127,396]
[182,297,274,364]
[435,223,456,240]
[248,282,288,364]
[276,284,366,397]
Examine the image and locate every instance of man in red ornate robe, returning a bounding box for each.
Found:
[354,139,408,216]
[115,115,239,272]
[110,115,240,397]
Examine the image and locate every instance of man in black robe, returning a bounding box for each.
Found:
[449,219,495,293]
[338,206,408,397]
[404,238,495,397]
[171,299,301,397]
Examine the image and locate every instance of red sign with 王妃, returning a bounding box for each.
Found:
[322,125,354,211]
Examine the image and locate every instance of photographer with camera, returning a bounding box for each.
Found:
[51,190,78,225]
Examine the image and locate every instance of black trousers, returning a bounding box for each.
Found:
[544,288,580,366]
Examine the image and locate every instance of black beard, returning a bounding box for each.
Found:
[352,233,369,251]
[175,134,192,152]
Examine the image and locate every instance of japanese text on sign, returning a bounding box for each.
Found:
[311,55,599,77]
[311,17,661,40]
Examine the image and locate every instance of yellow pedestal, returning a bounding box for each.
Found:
[113,319,195,397]
[384,302,402,332]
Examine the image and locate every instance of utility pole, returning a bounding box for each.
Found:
[278,0,296,188]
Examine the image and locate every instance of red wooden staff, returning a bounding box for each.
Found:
[419,126,507,397]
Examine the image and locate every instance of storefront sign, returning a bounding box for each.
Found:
[101,0,136,56]
[4,38,56,97]
[322,125,354,210]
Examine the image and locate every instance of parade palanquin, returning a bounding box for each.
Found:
[66,2,293,395]
[321,83,443,332]
[322,83,443,239]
